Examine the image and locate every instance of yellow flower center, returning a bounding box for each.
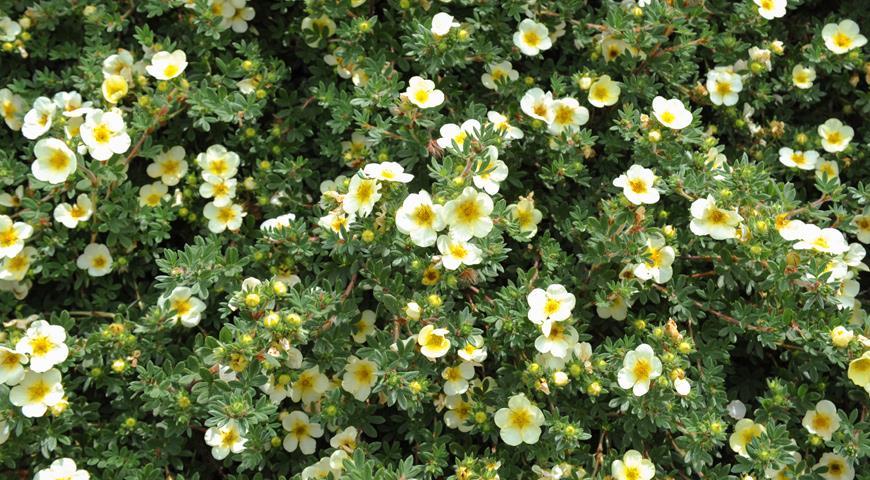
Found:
[27,380,50,403]
[812,414,831,431]
[93,124,112,144]
[0,229,18,247]
[354,364,374,383]
[812,236,830,250]
[424,332,449,350]
[7,255,27,273]
[715,81,732,94]
[624,467,641,480]
[172,298,192,316]
[632,358,652,382]
[92,255,108,269]
[456,199,481,223]
[448,243,468,259]
[70,204,87,219]
[354,180,374,204]
[413,204,434,228]
[554,105,574,125]
[543,298,561,316]
[161,159,180,176]
[1,351,21,368]
[826,131,842,144]
[29,335,54,357]
[163,64,180,78]
[791,153,806,165]
[413,89,430,104]
[2,100,15,118]
[629,179,647,194]
[491,70,506,81]
[592,85,610,102]
[828,460,843,474]
[833,32,852,49]
[220,428,239,448]
[760,0,773,9]
[522,31,540,47]
[794,71,809,84]
[49,149,70,171]
[533,103,548,117]
[706,208,727,225]
[209,159,229,176]
[660,111,675,124]
[507,408,532,429]
[217,206,236,224]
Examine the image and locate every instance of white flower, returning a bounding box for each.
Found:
[396,191,445,247]
[203,202,245,233]
[431,12,459,36]
[16,320,69,372]
[689,195,743,240]
[613,164,660,205]
[204,420,247,460]
[341,356,379,401]
[816,160,839,181]
[853,214,870,243]
[9,368,64,418]
[330,426,359,451]
[472,147,508,195]
[404,301,422,321]
[261,374,291,403]
[0,88,25,130]
[0,346,27,385]
[792,64,816,89]
[633,234,675,284]
[534,322,578,358]
[261,213,297,232]
[596,293,631,321]
[102,49,135,81]
[53,91,91,118]
[793,224,849,254]
[226,2,255,33]
[32,138,77,184]
[814,452,855,480]
[22,97,56,140]
[282,411,324,454]
[753,0,786,20]
[343,175,382,217]
[199,174,237,207]
[513,19,552,56]
[487,110,524,140]
[33,458,90,480]
[802,400,840,441]
[403,76,444,109]
[147,146,188,185]
[54,194,93,228]
[76,243,113,277]
[727,400,747,420]
[139,181,169,207]
[521,88,554,121]
[196,145,240,179]
[163,286,206,327]
[778,147,819,170]
[146,50,188,80]
[363,161,413,183]
[291,366,330,404]
[494,393,545,446]
[547,97,589,135]
[80,110,131,161]
[652,96,693,129]
[352,310,376,344]
[674,376,691,396]
[0,16,21,42]
[706,69,743,106]
[729,419,766,458]
[300,14,337,47]
[481,61,519,90]
[817,118,853,153]
[444,395,474,432]
[0,215,33,258]
[748,46,773,71]
[508,195,543,237]
[443,187,493,241]
[318,210,355,238]
[417,324,451,359]
[0,246,36,282]
[822,20,867,55]
[458,335,488,363]
[101,75,128,104]
[612,450,655,480]
[442,362,475,395]
[436,119,481,151]
[437,234,482,270]
[527,284,576,336]
[588,75,621,107]
[617,344,662,396]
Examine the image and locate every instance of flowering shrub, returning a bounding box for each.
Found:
[0,0,868,479]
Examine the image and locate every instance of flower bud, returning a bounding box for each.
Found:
[830,326,854,348]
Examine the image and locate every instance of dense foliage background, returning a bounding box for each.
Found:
[0,0,867,478]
